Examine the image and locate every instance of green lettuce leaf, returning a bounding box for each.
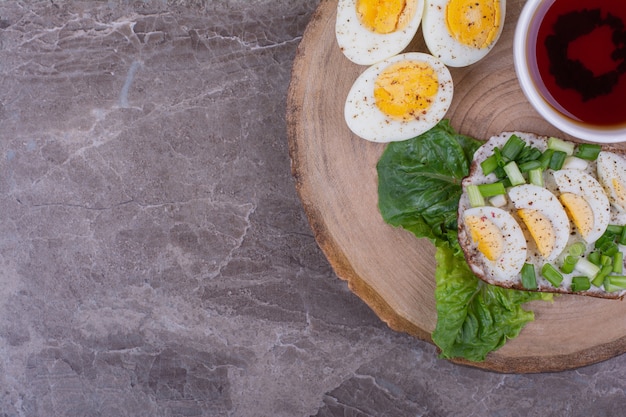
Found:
[377,119,481,248]
[376,120,552,362]
[432,242,551,362]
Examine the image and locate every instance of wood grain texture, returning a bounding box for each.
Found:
[286,0,626,373]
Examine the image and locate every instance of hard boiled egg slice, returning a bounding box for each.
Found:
[463,206,527,281]
[553,169,610,244]
[508,184,570,263]
[336,0,425,65]
[344,52,453,142]
[422,0,505,67]
[597,151,626,214]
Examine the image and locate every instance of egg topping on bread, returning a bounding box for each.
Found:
[458,132,626,299]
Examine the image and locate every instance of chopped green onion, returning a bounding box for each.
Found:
[560,255,578,274]
[501,134,526,160]
[518,160,542,172]
[539,149,554,169]
[548,137,575,155]
[481,154,500,176]
[587,251,601,266]
[549,150,568,170]
[601,254,613,266]
[592,264,613,287]
[493,166,507,181]
[561,156,589,170]
[517,146,543,164]
[575,257,601,279]
[574,143,602,160]
[620,226,626,246]
[528,168,544,187]
[477,182,506,197]
[606,224,624,235]
[568,242,587,257]
[542,263,563,287]
[467,184,485,207]
[595,233,615,249]
[603,275,626,292]
[614,251,624,273]
[571,276,591,292]
[489,194,507,207]
[599,241,619,257]
[521,263,538,290]
[503,161,526,186]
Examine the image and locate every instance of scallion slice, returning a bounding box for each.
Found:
[521,263,537,290]
[614,251,624,274]
[620,226,626,245]
[503,161,525,186]
[539,149,554,169]
[518,160,542,172]
[560,255,578,274]
[501,134,525,160]
[467,184,485,207]
[542,263,563,287]
[574,143,602,160]
[606,224,624,235]
[587,251,601,266]
[568,242,586,257]
[571,276,591,292]
[575,257,600,280]
[477,182,506,197]
[561,156,588,170]
[549,150,567,170]
[592,264,613,287]
[481,154,499,176]
[604,275,626,292]
[548,137,575,155]
[528,168,544,187]
[572,277,591,292]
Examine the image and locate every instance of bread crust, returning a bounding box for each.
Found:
[458,132,626,299]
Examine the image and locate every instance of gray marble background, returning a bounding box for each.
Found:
[0,1,625,416]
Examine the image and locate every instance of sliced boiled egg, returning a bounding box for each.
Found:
[344,52,453,142]
[335,0,425,65]
[553,169,610,244]
[463,206,527,280]
[597,151,626,213]
[422,0,506,67]
[508,184,570,262]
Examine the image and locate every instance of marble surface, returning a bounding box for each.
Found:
[0,1,625,416]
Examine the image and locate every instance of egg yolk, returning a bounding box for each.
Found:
[517,208,556,259]
[465,215,503,261]
[611,177,626,211]
[559,193,594,239]
[446,0,501,49]
[374,61,439,121]
[356,0,415,34]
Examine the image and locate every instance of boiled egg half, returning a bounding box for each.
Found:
[463,206,527,281]
[344,52,453,142]
[335,0,425,66]
[597,151,626,214]
[422,0,506,67]
[508,184,570,263]
[553,169,610,244]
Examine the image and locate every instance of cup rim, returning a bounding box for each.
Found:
[513,0,626,144]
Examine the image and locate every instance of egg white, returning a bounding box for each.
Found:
[508,184,570,263]
[597,151,626,215]
[422,0,506,67]
[344,52,453,143]
[552,169,610,244]
[335,0,424,66]
[462,206,527,281]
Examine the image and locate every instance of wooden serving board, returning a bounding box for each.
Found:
[286,0,626,373]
